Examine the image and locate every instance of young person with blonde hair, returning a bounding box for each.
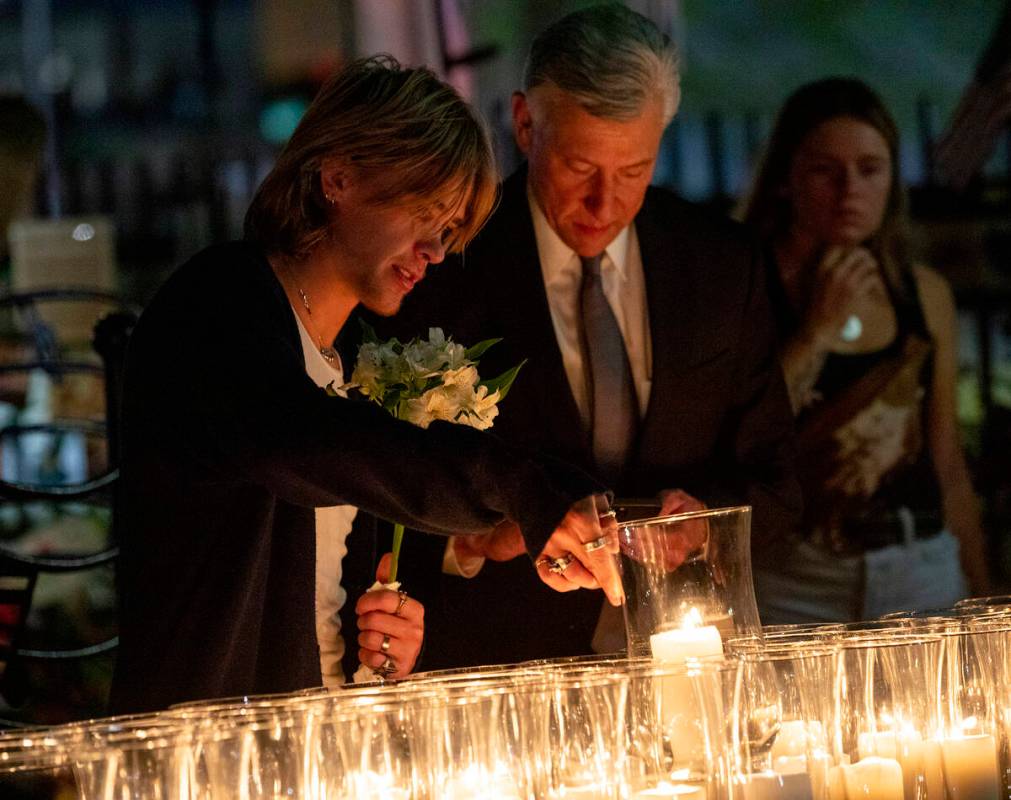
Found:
[111,57,618,713]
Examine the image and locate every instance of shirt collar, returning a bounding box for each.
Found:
[527,183,630,283]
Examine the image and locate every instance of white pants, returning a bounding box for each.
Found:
[755,523,969,625]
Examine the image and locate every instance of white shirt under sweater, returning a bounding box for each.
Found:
[292,312,357,688]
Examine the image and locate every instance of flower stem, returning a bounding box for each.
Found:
[389,523,405,583]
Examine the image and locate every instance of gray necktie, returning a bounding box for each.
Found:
[579,253,639,482]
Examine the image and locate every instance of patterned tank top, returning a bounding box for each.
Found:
[771,266,941,554]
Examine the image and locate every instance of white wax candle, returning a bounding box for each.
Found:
[646,623,721,775]
[805,752,831,800]
[922,738,945,800]
[649,625,723,663]
[826,765,846,800]
[773,755,808,775]
[857,726,930,800]
[857,730,898,761]
[772,720,810,760]
[631,781,705,799]
[840,756,904,800]
[739,770,814,800]
[352,771,411,799]
[940,733,999,799]
[443,771,521,800]
[552,783,608,799]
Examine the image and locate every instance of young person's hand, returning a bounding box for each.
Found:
[356,553,424,679]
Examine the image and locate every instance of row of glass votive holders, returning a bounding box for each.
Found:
[6,601,1011,798]
[723,599,1011,800]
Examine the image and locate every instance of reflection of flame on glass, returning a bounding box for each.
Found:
[681,607,704,629]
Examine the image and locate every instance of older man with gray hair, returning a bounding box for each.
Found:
[360,3,801,669]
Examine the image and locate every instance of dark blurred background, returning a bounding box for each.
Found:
[0,0,1008,723]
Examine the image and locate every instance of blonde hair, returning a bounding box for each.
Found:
[245,56,497,260]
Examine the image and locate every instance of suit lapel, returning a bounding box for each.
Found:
[487,171,591,464]
[633,192,698,463]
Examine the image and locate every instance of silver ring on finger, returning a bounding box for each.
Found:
[380,634,391,654]
[394,590,409,617]
[547,554,575,574]
[376,655,397,677]
[583,534,611,554]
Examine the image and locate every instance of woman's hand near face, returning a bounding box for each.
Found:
[803,246,883,345]
[356,553,424,679]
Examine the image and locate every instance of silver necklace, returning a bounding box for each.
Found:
[279,262,340,364]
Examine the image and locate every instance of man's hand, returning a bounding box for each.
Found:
[534,495,623,606]
[620,488,708,572]
[453,519,526,563]
[355,553,424,679]
[658,488,706,517]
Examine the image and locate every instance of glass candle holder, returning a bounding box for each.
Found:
[615,505,760,660]
[722,646,837,800]
[831,634,945,800]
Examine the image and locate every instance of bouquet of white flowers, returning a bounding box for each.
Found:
[338,321,524,582]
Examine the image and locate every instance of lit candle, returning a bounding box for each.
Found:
[649,609,723,663]
[857,730,898,761]
[648,608,724,774]
[839,756,904,800]
[551,782,608,799]
[351,771,411,799]
[441,765,523,800]
[631,781,705,799]
[922,738,945,800]
[940,733,999,799]
[771,720,810,760]
[738,770,814,800]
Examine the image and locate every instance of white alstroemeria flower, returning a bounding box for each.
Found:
[461,385,501,430]
[341,320,523,667]
[441,365,479,389]
[424,383,468,423]
[350,348,382,397]
[401,396,436,429]
[401,340,431,375]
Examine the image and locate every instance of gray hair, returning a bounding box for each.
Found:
[523,4,680,123]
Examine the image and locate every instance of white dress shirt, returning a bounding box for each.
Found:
[528,186,653,422]
[292,311,358,688]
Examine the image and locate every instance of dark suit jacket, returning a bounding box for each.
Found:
[361,170,801,668]
[110,241,601,712]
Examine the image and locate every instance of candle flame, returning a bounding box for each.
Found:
[681,607,704,629]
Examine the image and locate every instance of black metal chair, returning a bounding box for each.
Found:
[0,290,135,720]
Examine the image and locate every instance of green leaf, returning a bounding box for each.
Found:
[464,337,502,362]
[357,317,379,344]
[479,359,526,401]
